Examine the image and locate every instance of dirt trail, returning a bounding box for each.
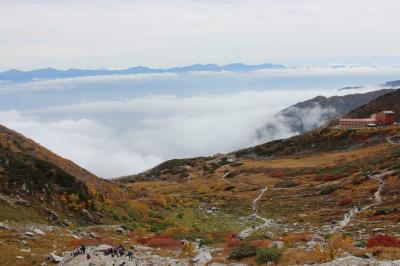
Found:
[221,171,232,184]
[326,169,398,233]
[387,134,400,145]
[236,187,273,239]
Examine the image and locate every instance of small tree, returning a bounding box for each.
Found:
[314,233,352,262]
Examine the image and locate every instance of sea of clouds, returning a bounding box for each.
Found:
[0,67,398,178]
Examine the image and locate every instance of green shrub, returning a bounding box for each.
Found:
[274,180,298,188]
[228,242,257,260]
[319,184,340,195]
[256,247,283,265]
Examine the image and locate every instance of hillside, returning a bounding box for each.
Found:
[345,89,400,121]
[256,89,394,138]
[0,124,147,227]
[118,125,400,265]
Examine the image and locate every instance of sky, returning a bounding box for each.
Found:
[1,0,400,71]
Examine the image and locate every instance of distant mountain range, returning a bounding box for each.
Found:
[0,63,286,83]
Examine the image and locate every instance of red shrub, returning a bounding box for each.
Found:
[367,235,400,248]
[367,215,385,221]
[369,187,378,194]
[250,239,270,248]
[339,196,352,206]
[136,236,181,249]
[269,170,286,178]
[224,234,240,248]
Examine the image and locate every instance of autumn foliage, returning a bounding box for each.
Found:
[367,235,400,248]
[136,236,182,249]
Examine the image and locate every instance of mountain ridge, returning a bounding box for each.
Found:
[0,63,286,82]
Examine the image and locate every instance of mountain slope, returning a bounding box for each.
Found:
[256,89,394,139]
[345,89,400,121]
[0,124,139,225]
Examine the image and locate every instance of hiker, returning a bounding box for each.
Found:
[120,247,125,256]
[81,244,86,254]
[127,250,133,261]
[198,239,203,249]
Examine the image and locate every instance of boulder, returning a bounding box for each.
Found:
[265,231,274,239]
[0,222,11,230]
[25,231,34,237]
[33,228,45,235]
[116,227,125,234]
[271,240,284,249]
[306,240,317,249]
[50,253,62,263]
[15,198,30,207]
[89,232,97,238]
[192,251,212,265]
[378,261,400,266]
[316,256,371,266]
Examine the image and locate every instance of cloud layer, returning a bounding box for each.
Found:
[0,89,329,178]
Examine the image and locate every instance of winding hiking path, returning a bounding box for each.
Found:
[236,187,274,239]
[326,169,399,233]
[387,134,400,145]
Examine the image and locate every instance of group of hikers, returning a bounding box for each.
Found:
[103,244,134,261]
[71,243,135,263]
[72,244,87,257]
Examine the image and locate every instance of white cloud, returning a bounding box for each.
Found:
[1,0,400,70]
[0,89,325,178]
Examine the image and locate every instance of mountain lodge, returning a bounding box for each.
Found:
[339,110,395,130]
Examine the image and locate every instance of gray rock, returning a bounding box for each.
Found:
[116,227,125,234]
[316,256,371,266]
[50,253,62,262]
[25,231,34,237]
[192,251,212,265]
[89,232,97,238]
[265,231,274,239]
[271,240,284,248]
[306,240,317,249]
[63,219,72,227]
[0,222,11,230]
[81,209,94,222]
[377,260,400,266]
[15,197,30,207]
[33,228,45,235]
